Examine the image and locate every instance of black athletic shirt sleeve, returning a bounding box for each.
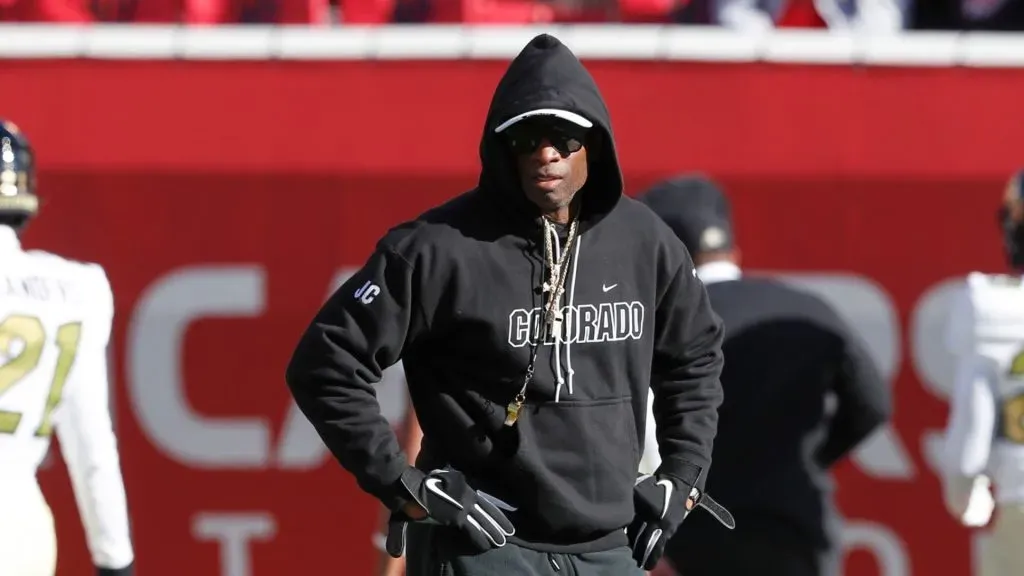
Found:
[816,331,892,468]
[651,261,725,492]
[285,241,427,511]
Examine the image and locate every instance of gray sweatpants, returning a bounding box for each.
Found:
[405,523,645,576]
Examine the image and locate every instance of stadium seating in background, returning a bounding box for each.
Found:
[0,0,331,23]
[132,0,329,24]
[0,0,93,22]
[2,1,1024,36]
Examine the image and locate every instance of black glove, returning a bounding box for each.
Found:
[627,474,692,569]
[385,467,516,558]
[97,561,134,576]
[627,474,736,569]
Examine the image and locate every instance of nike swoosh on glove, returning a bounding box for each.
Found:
[627,474,694,570]
[385,467,515,558]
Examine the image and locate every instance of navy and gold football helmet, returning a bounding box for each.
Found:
[1001,170,1024,269]
[0,119,39,228]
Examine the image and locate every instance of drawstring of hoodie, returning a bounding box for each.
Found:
[544,218,581,403]
[549,230,566,401]
[503,210,581,426]
[566,239,581,396]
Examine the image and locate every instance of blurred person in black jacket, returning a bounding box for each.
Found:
[911,0,1024,30]
[639,175,892,576]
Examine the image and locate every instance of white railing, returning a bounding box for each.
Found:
[3,23,1024,66]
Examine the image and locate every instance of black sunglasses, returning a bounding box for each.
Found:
[504,120,588,157]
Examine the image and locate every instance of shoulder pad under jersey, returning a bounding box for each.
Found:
[962,271,1024,347]
[22,250,114,320]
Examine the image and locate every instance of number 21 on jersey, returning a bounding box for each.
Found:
[0,314,82,436]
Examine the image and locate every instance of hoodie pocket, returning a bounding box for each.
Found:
[516,396,640,537]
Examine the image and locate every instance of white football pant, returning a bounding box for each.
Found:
[0,477,57,576]
[981,504,1024,576]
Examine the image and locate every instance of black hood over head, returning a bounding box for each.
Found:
[479,34,624,227]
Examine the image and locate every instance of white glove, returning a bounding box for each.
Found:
[961,475,995,527]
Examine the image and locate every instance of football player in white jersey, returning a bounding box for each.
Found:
[942,170,1024,576]
[0,120,135,576]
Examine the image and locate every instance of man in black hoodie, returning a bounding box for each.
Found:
[285,35,728,575]
[640,175,892,576]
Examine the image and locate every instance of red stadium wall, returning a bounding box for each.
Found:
[2,58,1020,576]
